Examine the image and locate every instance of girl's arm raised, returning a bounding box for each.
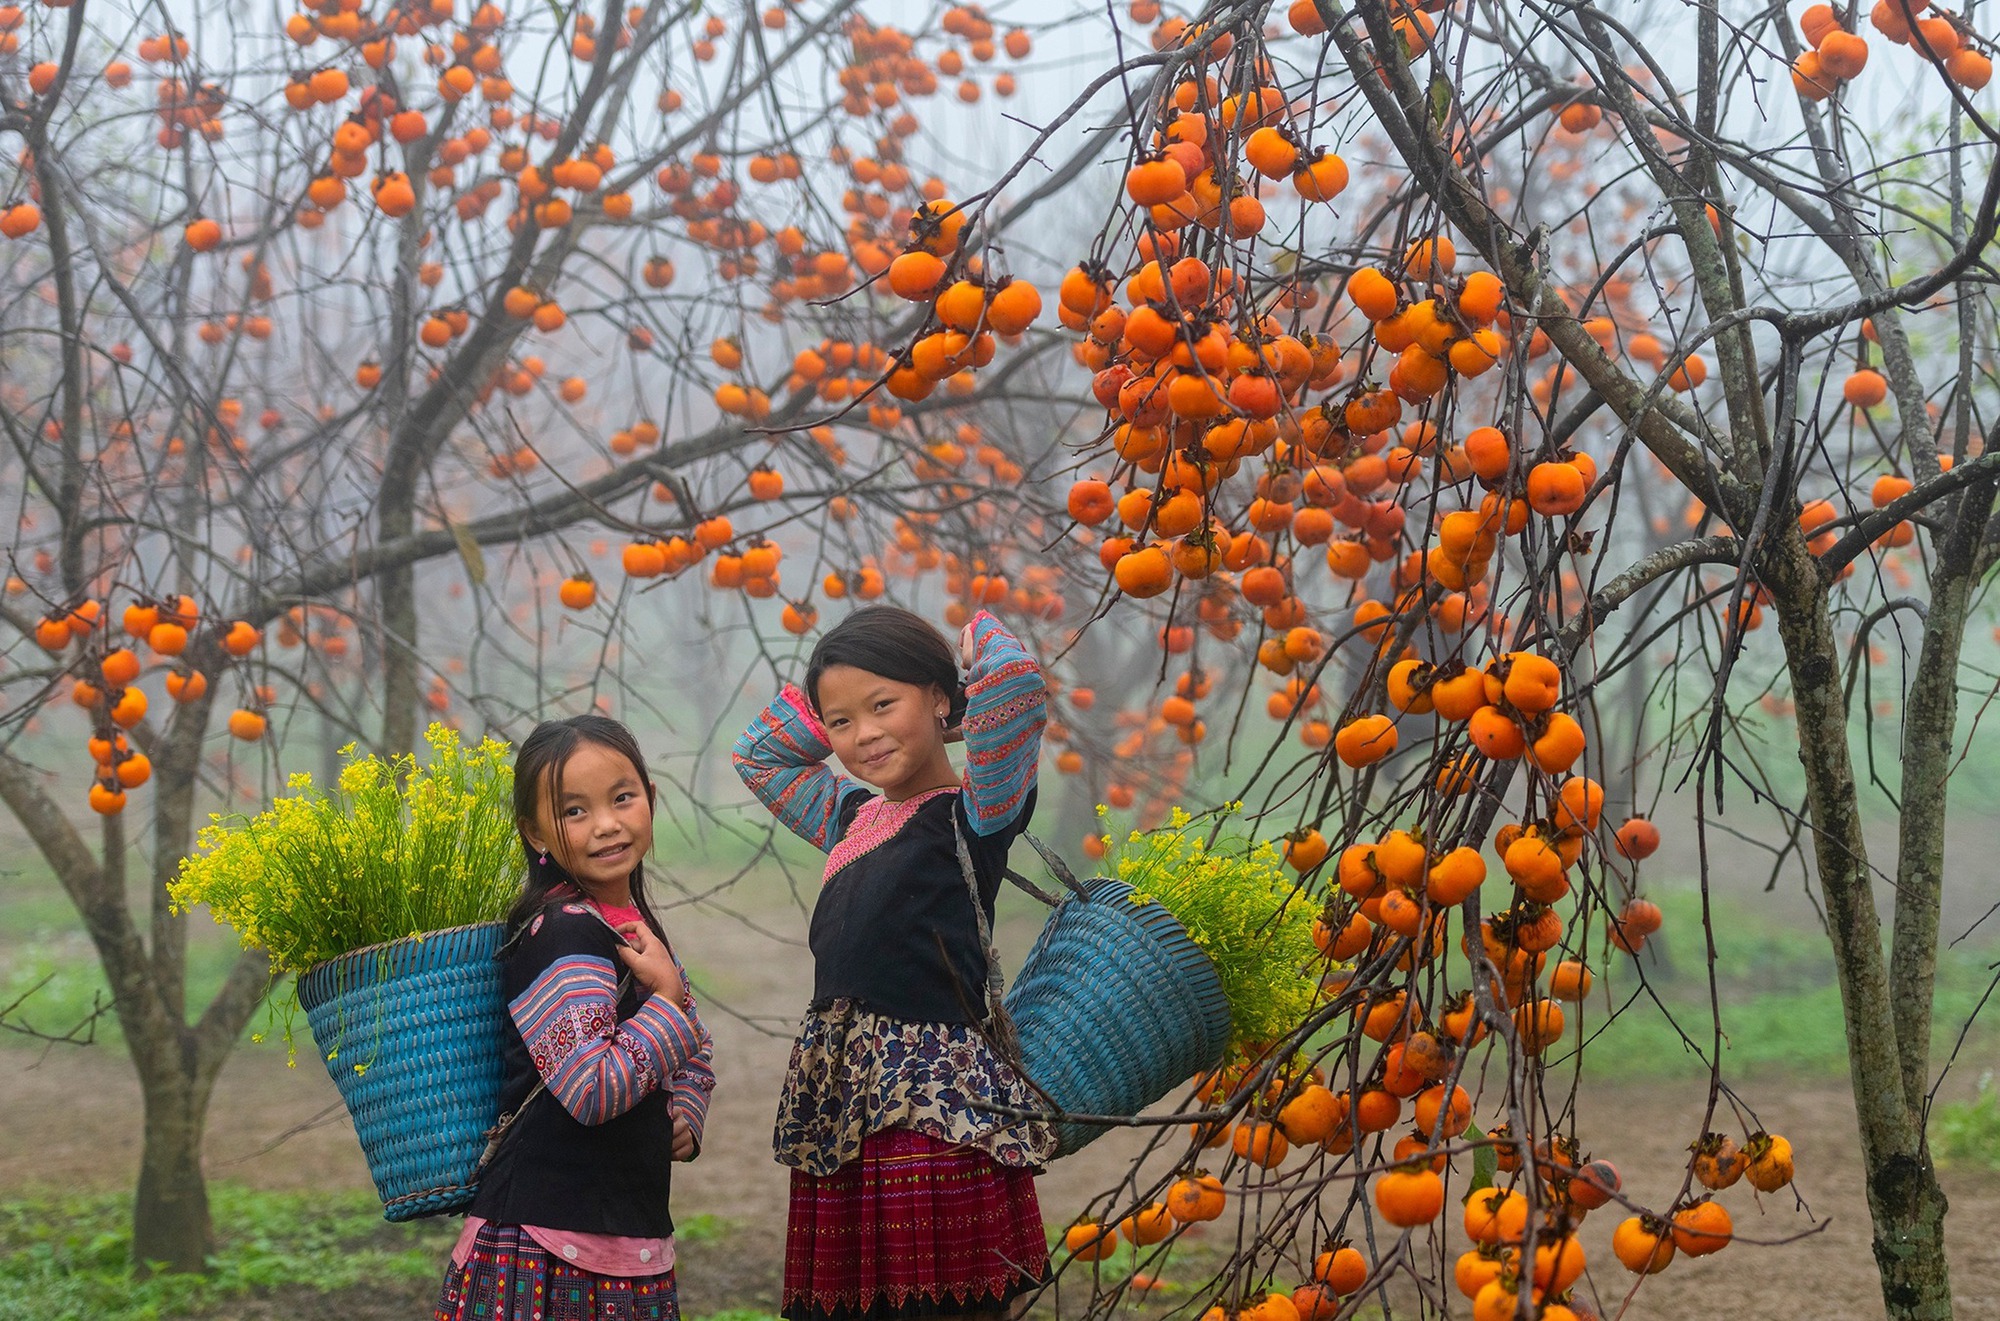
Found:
[731,682,865,852]
[958,610,1047,836]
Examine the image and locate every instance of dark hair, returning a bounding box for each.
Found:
[804,605,966,724]
[503,714,664,942]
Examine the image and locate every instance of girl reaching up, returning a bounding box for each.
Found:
[735,606,1053,1321]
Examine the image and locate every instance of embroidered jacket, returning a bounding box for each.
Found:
[735,611,1053,1172]
[469,899,713,1238]
[733,610,1046,1025]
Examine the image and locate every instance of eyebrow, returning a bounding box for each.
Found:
[560,776,640,801]
[822,686,896,711]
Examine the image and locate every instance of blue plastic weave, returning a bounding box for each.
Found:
[297,922,507,1222]
[1004,877,1231,1157]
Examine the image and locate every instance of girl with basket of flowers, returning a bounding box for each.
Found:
[734,605,1055,1321]
[436,715,716,1321]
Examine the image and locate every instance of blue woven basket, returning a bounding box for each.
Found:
[296,921,507,1222]
[1004,876,1232,1157]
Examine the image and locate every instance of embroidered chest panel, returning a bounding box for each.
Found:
[823,785,956,882]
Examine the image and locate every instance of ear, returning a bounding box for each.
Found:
[519,822,548,855]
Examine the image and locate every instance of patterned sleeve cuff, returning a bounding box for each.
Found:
[778,682,832,750]
[673,1084,714,1151]
[966,609,1006,656]
[957,613,1044,833]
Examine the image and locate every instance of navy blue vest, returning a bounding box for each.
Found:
[469,901,675,1237]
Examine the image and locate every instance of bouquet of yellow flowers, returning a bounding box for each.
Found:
[171,724,520,974]
[1101,804,1320,1050]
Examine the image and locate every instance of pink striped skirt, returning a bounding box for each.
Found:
[782,1127,1049,1321]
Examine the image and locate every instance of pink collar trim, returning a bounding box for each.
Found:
[823,785,958,881]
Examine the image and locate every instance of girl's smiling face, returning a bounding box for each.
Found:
[522,739,656,903]
[814,664,957,801]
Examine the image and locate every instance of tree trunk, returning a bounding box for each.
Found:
[1766,535,1955,1320]
[1866,1155,1954,1321]
[379,556,420,756]
[131,1066,212,1273]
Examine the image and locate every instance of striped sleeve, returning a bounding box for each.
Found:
[732,682,864,852]
[667,953,716,1155]
[510,954,701,1127]
[958,610,1046,836]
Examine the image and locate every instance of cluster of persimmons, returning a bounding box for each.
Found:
[29,595,270,814]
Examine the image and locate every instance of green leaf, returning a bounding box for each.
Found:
[1465,1121,1496,1196]
[1430,75,1453,127]
[450,519,486,586]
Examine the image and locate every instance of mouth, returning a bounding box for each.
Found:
[861,749,894,768]
[590,842,631,862]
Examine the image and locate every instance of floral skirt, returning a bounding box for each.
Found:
[435,1223,680,1321]
[774,999,1054,1178]
[782,1127,1049,1321]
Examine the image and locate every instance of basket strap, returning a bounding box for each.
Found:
[951,814,1008,1011]
[1001,867,1065,907]
[1019,831,1090,898]
[998,831,1090,908]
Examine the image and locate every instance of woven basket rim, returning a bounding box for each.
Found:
[300,919,506,981]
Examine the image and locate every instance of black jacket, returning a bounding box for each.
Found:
[469,900,678,1237]
[809,787,1035,1024]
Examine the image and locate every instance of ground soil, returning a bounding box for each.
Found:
[4,866,1996,1320]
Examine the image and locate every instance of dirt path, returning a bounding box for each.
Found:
[5,869,1996,1318]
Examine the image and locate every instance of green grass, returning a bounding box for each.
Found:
[1568,889,1999,1082]
[1935,1073,2000,1171]
[0,1183,456,1320]
[0,1185,738,1321]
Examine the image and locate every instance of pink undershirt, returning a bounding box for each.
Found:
[453,896,674,1278]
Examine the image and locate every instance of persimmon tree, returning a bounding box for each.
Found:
[854,2,1996,1321]
[0,0,1102,1274]
[5,0,1998,1316]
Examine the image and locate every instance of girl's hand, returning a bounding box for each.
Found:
[613,922,685,1004]
[673,1125,697,1160]
[958,619,977,668]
